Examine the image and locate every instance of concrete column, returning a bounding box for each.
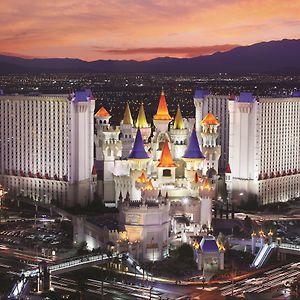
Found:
[219,252,224,270]
[198,253,203,270]
[251,233,256,255]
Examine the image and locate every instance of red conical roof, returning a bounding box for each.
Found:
[225,163,231,173]
[92,165,97,175]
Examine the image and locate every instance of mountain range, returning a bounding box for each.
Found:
[1,39,300,74]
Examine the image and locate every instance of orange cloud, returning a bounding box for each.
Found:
[0,0,299,60]
[94,44,239,59]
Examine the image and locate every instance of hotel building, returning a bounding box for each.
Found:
[228,92,300,204]
[0,90,95,207]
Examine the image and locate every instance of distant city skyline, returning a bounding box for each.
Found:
[0,0,300,60]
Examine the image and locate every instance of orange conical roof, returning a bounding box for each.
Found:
[201,112,219,125]
[153,90,172,121]
[157,140,176,168]
[145,179,154,191]
[95,106,111,117]
[137,171,148,183]
[202,178,212,191]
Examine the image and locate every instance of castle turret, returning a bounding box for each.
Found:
[120,103,135,158]
[169,105,188,159]
[200,112,221,175]
[69,89,95,206]
[200,178,214,229]
[153,89,173,133]
[94,106,121,202]
[182,129,205,181]
[128,129,151,200]
[194,89,209,141]
[95,106,111,130]
[225,163,232,204]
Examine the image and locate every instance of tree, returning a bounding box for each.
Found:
[75,277,87,300]
[176,243,194,260]
[244,215,253,231]
[77,241,88,256]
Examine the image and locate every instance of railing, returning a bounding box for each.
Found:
[50,252,120,273]
[10,252,149,299]
[279,243,300,251]
[8,277,29,299]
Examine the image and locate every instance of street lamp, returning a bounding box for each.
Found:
[0,184,8,223]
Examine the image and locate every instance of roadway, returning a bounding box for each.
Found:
[219,261,300,298]
[51,274,225,300]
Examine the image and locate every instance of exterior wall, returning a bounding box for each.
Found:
[229,96,300,204]
[120,124,136,159]
[200,197,212,229]
[0,94,95,207]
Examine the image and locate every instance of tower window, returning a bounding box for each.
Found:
[163,169,171,177]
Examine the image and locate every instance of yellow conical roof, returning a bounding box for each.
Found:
[123,102,133,125]
[135,103,148,128]
[173,105,185,129]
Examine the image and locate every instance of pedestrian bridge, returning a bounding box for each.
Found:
[9,252,148,299]
[279,243,300,252]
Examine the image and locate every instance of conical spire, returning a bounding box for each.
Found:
[225,163,231,173]
[157,140,176,167]
[135,103,148,128]
[202,178,212,191]
[194,171,199,183]
[183,129,205,159]
[201,112,219,125]
[128,129,149,159]
[137,171,148,183]
[92,165,97,176]
[95,106,110,117]
[173,105,185,129]
[153,89,172,121]
[123,102,133,125]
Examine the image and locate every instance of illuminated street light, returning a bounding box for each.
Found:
[0,184,8,223]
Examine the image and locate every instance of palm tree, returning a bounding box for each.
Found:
[132,261,137,284]
[121,254,128,283]
[75,277,87,300]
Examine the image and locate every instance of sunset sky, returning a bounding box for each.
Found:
[1,0,300,61]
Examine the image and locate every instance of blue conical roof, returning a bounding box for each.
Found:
[128,129,149,159]
[183,129,205,159]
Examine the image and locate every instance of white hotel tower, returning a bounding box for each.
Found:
[0,90,96,207]
[228,92,300,205]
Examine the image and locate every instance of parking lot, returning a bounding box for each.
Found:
[0,211,74,261]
